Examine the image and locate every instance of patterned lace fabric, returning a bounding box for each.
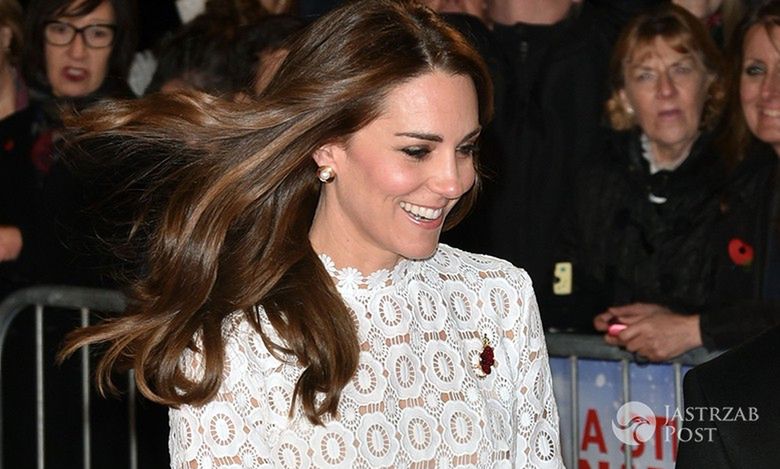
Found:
[169,244,564,468]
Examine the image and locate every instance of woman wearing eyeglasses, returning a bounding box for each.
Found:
[25,0,137,99]
[0,1,145,467]
[0,0,137,294]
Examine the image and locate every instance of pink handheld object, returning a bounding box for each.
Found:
[607,318,627,337]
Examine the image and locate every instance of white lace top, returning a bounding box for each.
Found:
[169,244,563,468]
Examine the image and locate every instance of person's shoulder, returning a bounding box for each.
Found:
[0,104,41,133]
[724,141,776,203]
[214,309,289,383]
[734,141,777,179]
[432,243,533,285]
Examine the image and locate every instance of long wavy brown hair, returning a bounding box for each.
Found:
[59,0,493,425]
[717,1,780,169]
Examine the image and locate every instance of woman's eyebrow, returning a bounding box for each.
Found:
[459,127,482,144]
[394,132,443,142]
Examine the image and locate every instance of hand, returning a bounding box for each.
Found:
[0,226,23,261]
[593,302,653,332]
[595,303,703,362]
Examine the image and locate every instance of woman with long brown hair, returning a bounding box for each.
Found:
[677,3,780,465]
[61,0,562,466]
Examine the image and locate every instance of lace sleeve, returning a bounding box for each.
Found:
[510,268,564,467]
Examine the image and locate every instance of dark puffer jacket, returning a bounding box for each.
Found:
[543,129,726,331]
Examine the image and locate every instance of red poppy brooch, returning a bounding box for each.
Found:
[728,238,754,267]
[477,335,496,377]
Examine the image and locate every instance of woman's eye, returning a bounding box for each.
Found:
[401,147,430,159]
[744,63,766,76]
[634,71,655,82]
[50,23,69,34]
[457,143,478,157]
[672,64,693,75]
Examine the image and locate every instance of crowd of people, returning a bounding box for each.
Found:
[0,0,778,466]
[423,0,780,363]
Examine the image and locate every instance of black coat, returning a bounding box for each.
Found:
[0,104,54,296]
[479,2,615,288]
[676,324,780,468]
[545,130,726,330]
[444,1,661,292]
[0,88,134,295]
[701,143,780,349]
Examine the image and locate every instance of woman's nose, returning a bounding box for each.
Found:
[760,68,780,99]
[656,72,677,98]
[427,154,472,199]
[66,33,88,59]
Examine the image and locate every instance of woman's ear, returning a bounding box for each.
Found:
[618,89,634,115]
[312,141,344,169]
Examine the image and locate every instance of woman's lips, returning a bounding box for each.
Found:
[657,109,682,119]
[760,108,780,118]
[62,66,88,82]
[399,201,446,230]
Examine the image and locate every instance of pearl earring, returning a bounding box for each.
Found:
[317,166,335,183]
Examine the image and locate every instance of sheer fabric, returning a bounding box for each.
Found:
[169,244,563,468]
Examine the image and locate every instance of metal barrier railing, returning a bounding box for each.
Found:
[0,286,723,468]
[546,333,721,467]
[0,286,127,469]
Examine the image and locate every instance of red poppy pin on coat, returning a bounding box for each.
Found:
[728,238,754,267]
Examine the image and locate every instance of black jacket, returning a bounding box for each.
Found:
[0,104,54,296]
[676,324,780,468]
[0,86,134,296]
[701,143,780,349]
[445,2,660,289]
[546,130,726,330]
[480,2,615,288]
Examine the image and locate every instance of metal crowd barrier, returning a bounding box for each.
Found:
[0,285,723,468]
[0,286,128,469]
[546,333,721,468]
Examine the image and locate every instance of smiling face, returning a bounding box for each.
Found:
[741,24,780,155]
[44,0,115,97]
[309,70,480,273]
[620,36,713,163]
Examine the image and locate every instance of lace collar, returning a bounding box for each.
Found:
[317,252,417,291]
[640,132,690,175]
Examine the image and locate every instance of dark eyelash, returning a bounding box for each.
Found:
[401,147,430,158]
[745,64,766,76]
[458,143,479,156]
